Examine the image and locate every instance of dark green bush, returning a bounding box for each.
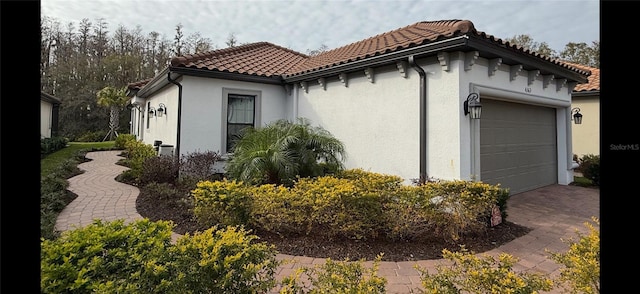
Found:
[41,136,69,156]
[76,130,107,142]
[139,155,180,186]
[578,154,600,186]
[178,150,223,186]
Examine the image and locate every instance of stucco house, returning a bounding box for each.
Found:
[127,19,590,195]
[41,91,61,139]
[564,62,600,157]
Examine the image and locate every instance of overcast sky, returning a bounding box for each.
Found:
[40,0,599,54]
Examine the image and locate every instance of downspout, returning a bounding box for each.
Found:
[167,71,183,159]
[293,83,299,120]
[408,56,427,183]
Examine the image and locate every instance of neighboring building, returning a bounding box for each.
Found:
[564,62,600,157]
[127,19,589,195]
[41,91,62,138]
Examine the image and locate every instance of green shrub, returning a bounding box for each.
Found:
[194,169,509,242]
[548,217,600,294]
[415,246,554,293]
[123,139,156,179]
[41,220,279,294]
[41,136,69,156]
[249,175,385,240]
[420,180,509,240]
[192,180,253,227]
[114,134,136,149]
[41,219,176,293]
[578,154,600,186]
[76,130,107,142]
[171,225,280,293]
[380,186,436,241]
[279,255,386,294]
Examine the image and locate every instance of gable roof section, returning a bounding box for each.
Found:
[284,19,588,83]
[41,92,62,104]
[170,42,308,77]
[561,61,599,93]
[291,20,475,74]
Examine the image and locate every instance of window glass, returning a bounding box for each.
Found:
[227,94,255,151]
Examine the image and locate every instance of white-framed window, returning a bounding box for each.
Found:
[221,88,262,153]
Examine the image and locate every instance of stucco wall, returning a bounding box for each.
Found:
[142,84,179,151]
[41,100,53,138]
[295,53,576,186]
[571,95,600,156]
[178,76,288,156]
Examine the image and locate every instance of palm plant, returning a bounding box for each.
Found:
[226,118,346,186]
[96,86,129,141]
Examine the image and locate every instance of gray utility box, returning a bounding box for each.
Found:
[158,144,174,156]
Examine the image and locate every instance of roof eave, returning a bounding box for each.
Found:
[169,66,284,85]
[136,67,172,98]
[283,36,470,83]
[572,90,599,97]
[41,92,62,104]
[466,36,589,84]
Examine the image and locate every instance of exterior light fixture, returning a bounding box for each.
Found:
[464,93,482,119]
[148,107,156,117]
[571,107,583,124]
[157,103,166,117]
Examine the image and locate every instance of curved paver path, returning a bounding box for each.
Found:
[55,151,599,294]
[55,150,143,231]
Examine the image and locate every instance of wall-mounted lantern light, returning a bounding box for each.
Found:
[464,93,482,119]
[157,103,167,117]
[148,107,156,117]
[571,107,583,124]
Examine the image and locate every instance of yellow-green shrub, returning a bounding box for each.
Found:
[40,219,176,293]
[416,247,554,293]
[41,220,280,294]
[336,168,403,192]
[548,217,600,294]
[171,225,280,293]
[114,133,136,149]
[249,183,308,235]
[279,254,386,294]
[421,180,509,240]
[123,139,156,178]
[250,175,385,240]
[380,185,437,241]
[192,179,252,227]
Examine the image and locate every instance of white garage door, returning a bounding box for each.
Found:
[480,98,557,195]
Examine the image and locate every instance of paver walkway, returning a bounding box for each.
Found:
[55,150,599,293]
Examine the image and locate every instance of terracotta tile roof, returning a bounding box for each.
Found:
[131,19,589,87]
[560,61,600,92]
[127,78,153,91]
[170,42,308,77]
[285,19,589,77]
[288,20,476,76]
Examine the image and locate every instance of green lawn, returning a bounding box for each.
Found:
[41,141,116,177]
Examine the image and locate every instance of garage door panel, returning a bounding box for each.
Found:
[480,99,557,195]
